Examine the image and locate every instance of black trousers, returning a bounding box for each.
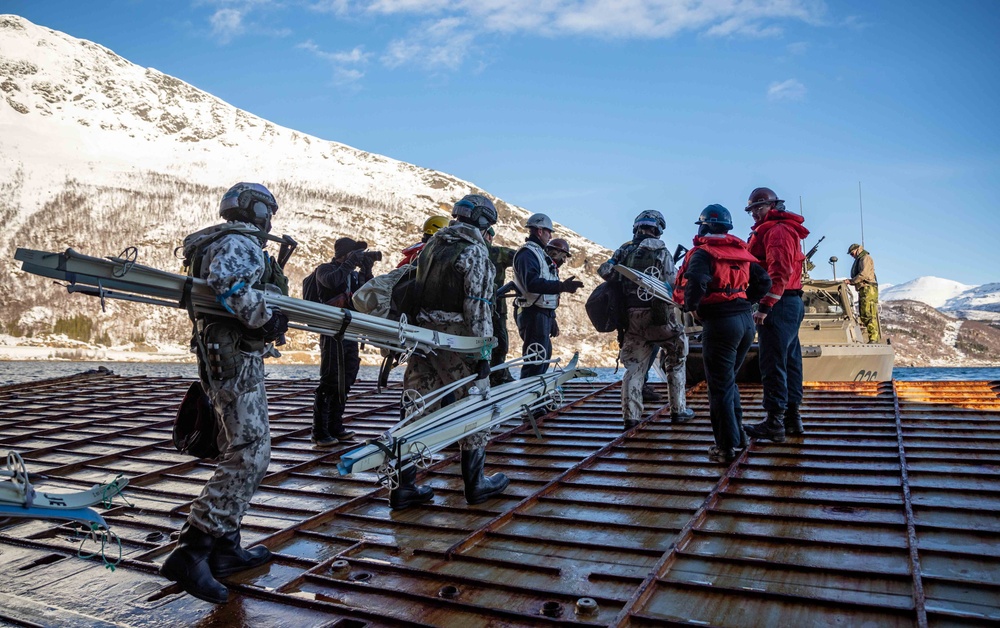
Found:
[702,311,755,451]
[318,335,360,405]
[517,306,554,379]
[757,295,805,412]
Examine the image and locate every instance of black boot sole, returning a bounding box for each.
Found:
[160,564,229,604]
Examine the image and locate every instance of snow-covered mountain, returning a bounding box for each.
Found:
[882,277,1000,322]
[882,277,975,308]
[0,14,616,363]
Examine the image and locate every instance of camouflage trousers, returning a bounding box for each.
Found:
[858,284,881,342]
[620,308,689,423]
[404,320,491,450]
[189,354,271,537]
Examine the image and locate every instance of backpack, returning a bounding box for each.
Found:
[303,267,353,308]
[173,380,220,460]
[585,280,626,333]
[352,264,420,321]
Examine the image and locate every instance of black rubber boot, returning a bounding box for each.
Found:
[784,403,804,435]
[388,466,434,510]
[312,389,338,448]
[209,528,273,579]
[670,408,696,424]
[462,448,510,505]
[641,384,663,404]
[329,400,355,442]
[744,409,787,442]
[159,523,228,604]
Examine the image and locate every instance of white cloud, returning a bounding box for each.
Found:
[209,8,245,43]
[767,78,807,101]
[298,40,371,84]
[787,41,809,54]
[381,17,473,70]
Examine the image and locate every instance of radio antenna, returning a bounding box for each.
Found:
[858,182,866,249]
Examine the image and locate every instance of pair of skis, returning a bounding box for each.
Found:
[337,352,595,486]
[614,264,679,307]
[14,248,494,358]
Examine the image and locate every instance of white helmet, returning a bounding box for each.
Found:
[525,213,554,231]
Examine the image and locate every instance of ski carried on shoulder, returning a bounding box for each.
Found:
[338,353,595,482]
[14,248,493,357]
[614,264,679,307]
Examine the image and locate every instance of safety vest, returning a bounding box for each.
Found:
[676,234,758,307]
[417,235,474,314]
[513,241,559,310]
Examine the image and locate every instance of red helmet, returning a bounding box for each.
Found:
[745,187,784,212]
[545,238,571,257]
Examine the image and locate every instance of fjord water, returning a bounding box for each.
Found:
[0,361,998,387]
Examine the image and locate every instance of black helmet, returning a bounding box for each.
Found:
[695,204,733,234]
[452,194,498,230]
[220,182,278,231]
[745,187,784,213]
[632,210,666,236]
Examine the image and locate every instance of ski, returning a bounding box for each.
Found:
[614,264,679,307]
[0,503,109,529]
[0,476,128,510]
[15,248,494,357]
[338,353,594,479]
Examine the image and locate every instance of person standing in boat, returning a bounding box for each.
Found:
[847,243,881,343]
[397,215,449,267]
[485,225,517,385]
[303,237,381,447]
[742,187,810,442]
[162,182,289,604]
[513,213,584,379]
[388,194,510,509]
[677,205,771,462]
[598,210,695,430]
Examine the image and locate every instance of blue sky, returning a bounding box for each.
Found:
[8,1,1000,286]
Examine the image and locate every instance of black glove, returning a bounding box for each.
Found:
[261,309,289,344]
[344,250,365,269]
[551,318,560,338]
[559,275,585,294]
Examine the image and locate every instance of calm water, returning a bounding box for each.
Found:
[0,360,998,387]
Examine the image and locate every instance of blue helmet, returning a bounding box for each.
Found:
[696,204,733,234]
[452,194,498,230]
[632,210,665,236]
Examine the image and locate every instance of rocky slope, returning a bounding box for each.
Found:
[881,300,1000,367]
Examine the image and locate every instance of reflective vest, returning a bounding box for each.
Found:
[676,234,758,307]
[513,241,559,310]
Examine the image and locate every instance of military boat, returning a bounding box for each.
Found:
[684,277,895,383]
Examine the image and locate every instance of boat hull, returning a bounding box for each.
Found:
[686,341,895,383]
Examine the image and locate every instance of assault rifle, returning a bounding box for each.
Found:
[802,235,825,279]
[496,281,521,300]
[276,234,298,269]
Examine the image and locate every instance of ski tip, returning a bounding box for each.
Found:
[336,461,353,476]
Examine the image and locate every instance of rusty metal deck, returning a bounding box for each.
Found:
[0,373,997,627]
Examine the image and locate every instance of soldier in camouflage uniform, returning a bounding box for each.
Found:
[599,210,695,430]
[389,194,509,509]
[485,226,517,385]
[160,182,290,604]
[847,243,881,343]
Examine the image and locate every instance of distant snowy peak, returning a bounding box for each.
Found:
[942,282,1000,320]
[882,276,975,308]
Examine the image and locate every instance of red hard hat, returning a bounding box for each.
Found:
[746,187,784,212]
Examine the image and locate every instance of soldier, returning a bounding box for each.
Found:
[599,210,695,429]
[162,182,290,604]
[847,243,881,343]
[743,187,810,442]
[513,214,584,379]
[678,205,771,462]
[388,194,509,509]
[485,226,517,385]
[306,237,382,447]
[398,215,449,267]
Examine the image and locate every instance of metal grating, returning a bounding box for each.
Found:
[0,373,997,627]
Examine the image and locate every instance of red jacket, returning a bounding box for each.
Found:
[397,241,425,268]
[747,210,809,308]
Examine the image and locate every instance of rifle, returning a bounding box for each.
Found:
[802,235,824,278]
[804,235,825,262]
[673,243,689,264]
[276,234,298,269]
[496,281,521,300]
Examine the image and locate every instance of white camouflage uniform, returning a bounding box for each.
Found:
[404,223,495,450]
[187,223,274,537]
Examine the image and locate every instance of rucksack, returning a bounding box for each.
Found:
[585,280,626,333]
[352,264,421,321]
[173,380,220,460]
[303,267,353,308]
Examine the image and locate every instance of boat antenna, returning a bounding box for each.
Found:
[858,181,865,249]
